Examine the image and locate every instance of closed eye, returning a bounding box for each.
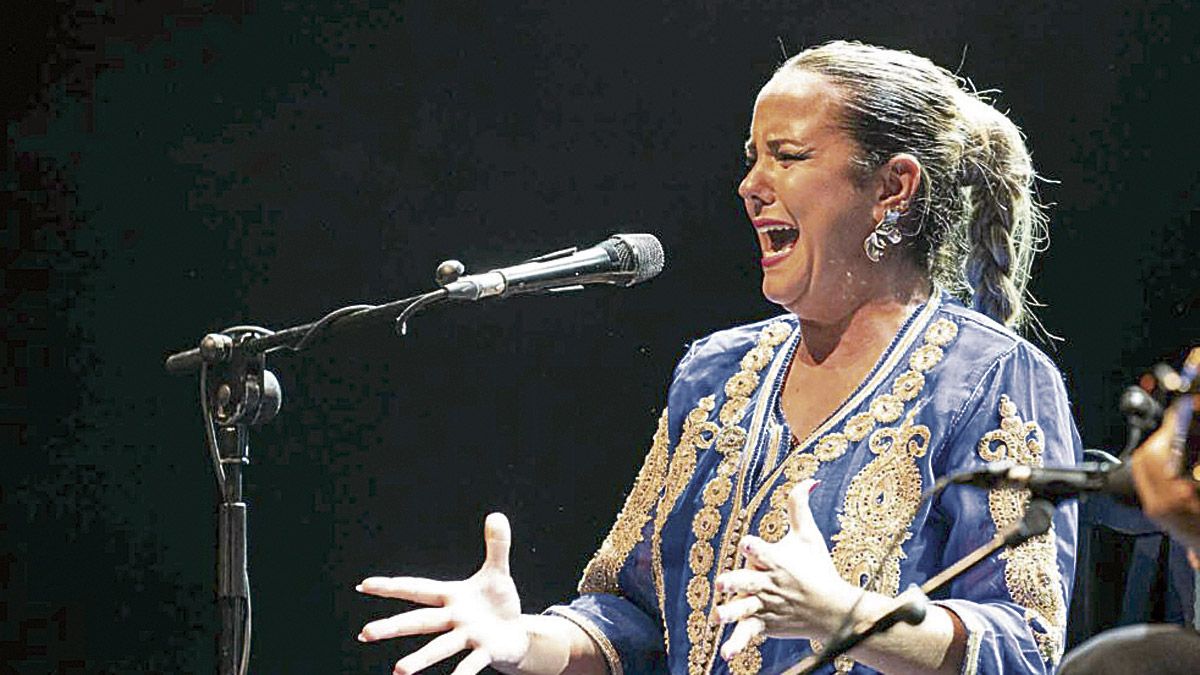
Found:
[776,151,810,162]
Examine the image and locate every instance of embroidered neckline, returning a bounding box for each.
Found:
[758,297,934,487]
[746,293,943,511]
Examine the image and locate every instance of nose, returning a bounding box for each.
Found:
[737,161,773,213]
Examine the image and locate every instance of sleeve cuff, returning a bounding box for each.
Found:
[546,605,623,675]
[932,599,986,675]
[544,592,665,675]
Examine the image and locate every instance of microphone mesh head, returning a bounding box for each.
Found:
[609,233,665,285]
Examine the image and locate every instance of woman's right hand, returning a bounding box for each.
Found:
[358,513,531,675]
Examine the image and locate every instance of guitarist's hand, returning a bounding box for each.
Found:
[1132,397,1200,556]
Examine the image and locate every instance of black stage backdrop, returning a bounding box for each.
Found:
[2,1,1197,672]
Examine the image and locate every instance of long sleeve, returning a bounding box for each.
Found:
[546,407,672,675]
[928,341,1082,674]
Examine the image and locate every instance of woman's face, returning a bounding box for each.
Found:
[738,70,883,321]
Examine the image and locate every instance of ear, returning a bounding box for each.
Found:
[870,153,922,222]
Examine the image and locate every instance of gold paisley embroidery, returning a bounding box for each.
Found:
[831,410,930,594]
[579,408,671,594]
[684,322,793,675]
[978,394,1067,665]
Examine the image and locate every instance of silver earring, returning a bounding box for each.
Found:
[864,209,903,262]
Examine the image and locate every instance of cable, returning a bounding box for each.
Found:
[395,290,448,336]
[289,305,377,352]
[200,363,226,496]
[239,566,252,675]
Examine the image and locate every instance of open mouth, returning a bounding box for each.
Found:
[755,222,800,265]
[762,224,799,252]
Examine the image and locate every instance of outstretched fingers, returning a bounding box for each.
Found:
[358,576,450,606]
[393,630,468,675]
[359,607,453,642]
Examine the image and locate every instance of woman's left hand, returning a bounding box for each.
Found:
[711,479,860,661]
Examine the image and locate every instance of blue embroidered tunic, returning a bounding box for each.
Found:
[547,293,1081,675]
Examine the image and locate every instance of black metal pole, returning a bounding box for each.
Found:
[217,424,249,675]
[164,291,440,374]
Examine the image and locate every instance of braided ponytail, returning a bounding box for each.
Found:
[957,94,1046,327]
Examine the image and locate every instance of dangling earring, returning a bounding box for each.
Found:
[863,208,904,262]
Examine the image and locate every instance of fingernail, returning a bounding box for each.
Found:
[355,584,364,592]
[808,479,821,494]
[357,632,367,642]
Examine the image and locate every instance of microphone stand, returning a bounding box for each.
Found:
[167,237,662,673]
[786,498,1057,675]
[168,281,453,675]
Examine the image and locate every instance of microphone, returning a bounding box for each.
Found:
[950,462,1138,504]
[440,234,664,301]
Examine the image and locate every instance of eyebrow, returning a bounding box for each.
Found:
[744,137,810,155]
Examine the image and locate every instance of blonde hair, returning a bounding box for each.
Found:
[781,41,1047,328]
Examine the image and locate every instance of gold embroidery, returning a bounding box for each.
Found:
[892,370,925,401]
[579,408,671,594]
[762,423,784,480]
[784,453,820,481]
[757,509,789,543]
[831,410,929,593]
[978,394,1067,665]
[728,634,764,675]
[653,395,715,653]
[740,344,773,372]
[702,477,732,505]
[813,432,850,461]
[689,541,714,574]
[683,322,793,675]
[869,393,904,423]
[725,370,760,398]
[909,344,944,372]
[693,506,722,539]
[845,412,876,442]
[669,310,955,673]
[719,397,749,426]
[924,317,958,346]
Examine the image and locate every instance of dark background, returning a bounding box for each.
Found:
[2,1,1197,672]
